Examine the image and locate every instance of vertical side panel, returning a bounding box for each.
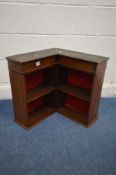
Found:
[88,61,107,123]
[8,64,28,125]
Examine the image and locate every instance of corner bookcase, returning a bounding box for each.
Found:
[6,48,109,129]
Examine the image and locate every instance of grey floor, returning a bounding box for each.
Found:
[0,98,116,175]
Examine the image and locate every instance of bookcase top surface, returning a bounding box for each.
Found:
[6,48,109,64]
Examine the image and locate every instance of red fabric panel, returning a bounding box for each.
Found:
[65,95,89,115]
[26,71,43,90]
[68,70,93,90]
[27,98,44,113]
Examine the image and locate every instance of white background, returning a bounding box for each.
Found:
[0,0,116,99]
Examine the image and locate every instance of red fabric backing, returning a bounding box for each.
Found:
[27,98,44,113]
[26,71,43,90]
[67,70,93,90]
[65,95,89,115]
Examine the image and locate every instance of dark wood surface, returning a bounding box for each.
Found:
[6,48,109,129]
[27,86,55,103]
[58,107,88,126]
[28,106,54,127]
[6,48,109,64]
[88,61,107,123]
[59,85,91,102]
[8,69,28,125]
[59,56,97,74]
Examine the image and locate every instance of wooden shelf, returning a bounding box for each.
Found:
[28,106,54,127]
[58,106,88,127]
[59,85,91,102]
[27,85,55,103]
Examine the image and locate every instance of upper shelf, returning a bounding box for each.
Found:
[59,85,91,102]
[27,85,55,103]
[6,48,109,64]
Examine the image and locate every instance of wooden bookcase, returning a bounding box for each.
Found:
[6,48,109,129]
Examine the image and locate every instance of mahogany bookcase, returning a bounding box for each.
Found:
[6,48,109,129]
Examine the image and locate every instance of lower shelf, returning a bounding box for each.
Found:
[15,106,54,129]
[58,107,87,126]
[15,105,97,129]
[28,106,55,128]
[58,107,96,127]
